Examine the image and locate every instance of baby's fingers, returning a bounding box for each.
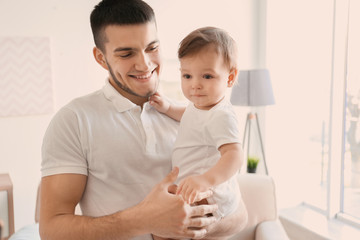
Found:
[193,190,213,203]
[176,181,184,195]
[183,186,195,204]
[188,191,197,204]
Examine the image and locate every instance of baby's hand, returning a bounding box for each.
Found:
[177,175,210,204]
[149,92,170,114]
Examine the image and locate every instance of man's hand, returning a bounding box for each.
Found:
[139,167,218,239]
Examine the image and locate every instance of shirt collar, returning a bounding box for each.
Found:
[190,97,227,112]
[102,79,139,112]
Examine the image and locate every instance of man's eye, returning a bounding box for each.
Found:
[119,52,132,58]
[148,45,159,52]
[203,74,213,79]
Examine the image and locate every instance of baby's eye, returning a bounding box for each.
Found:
[203,74,213,79]
[183,74,191,79]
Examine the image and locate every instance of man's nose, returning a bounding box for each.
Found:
[135,52,151,71]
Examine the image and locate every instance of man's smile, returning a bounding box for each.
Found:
[129,68,157,81]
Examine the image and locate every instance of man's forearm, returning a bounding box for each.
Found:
[40,204,147,240]
[40,168,219,240]
[40,174,151,240]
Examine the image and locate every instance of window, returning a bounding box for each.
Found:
[266,0,333,212]
[267,0,360,226]
[342,0,360,220]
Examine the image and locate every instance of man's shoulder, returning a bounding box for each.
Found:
[71,89,103,105]
[51,89,105,122]
[64,89,104,111]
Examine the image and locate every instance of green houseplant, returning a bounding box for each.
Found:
[247,156,260,173]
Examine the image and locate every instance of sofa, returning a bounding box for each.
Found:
[9,174,289,240]
[231,174,289,240]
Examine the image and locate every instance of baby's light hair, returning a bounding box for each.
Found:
[178,27,238,70]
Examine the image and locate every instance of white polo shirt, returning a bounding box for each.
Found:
[41,80,179,238]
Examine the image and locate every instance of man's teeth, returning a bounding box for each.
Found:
[135,73,152,79]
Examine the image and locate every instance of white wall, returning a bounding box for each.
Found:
[0,0,256,231]
[0,0,106,231]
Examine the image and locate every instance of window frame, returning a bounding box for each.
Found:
[291,0,360,229]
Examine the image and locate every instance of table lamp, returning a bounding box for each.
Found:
[230,69,275,174]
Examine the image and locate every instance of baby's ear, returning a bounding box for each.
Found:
[227,68,238,87]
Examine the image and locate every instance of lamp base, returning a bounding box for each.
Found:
[243,112,269,175]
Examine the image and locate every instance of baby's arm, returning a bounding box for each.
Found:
[177,143,243,204]
[149,92,185,122]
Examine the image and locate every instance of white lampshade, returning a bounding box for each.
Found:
[230,69,275,106]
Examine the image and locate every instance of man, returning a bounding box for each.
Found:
[40,1,248,239]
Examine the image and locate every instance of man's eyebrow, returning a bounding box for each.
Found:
[113,40,160,53]
[113,47,133,52]
[148,40,160,46]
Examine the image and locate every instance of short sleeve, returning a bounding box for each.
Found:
[41,107,88,177]
[205,109,241,149]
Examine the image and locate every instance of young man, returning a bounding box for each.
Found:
[40,1,248,240]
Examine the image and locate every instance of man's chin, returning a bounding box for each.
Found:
[141,90,157,98]
[142,83,159,97]
[129,77,159,97]
[132,86,156,98]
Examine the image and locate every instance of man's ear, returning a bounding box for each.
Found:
[227,68,238,87]
[93,47,109,70]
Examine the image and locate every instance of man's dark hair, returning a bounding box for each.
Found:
[90,0,156,52]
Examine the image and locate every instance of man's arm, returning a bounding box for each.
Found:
[40,167,218,240]
[40,173,146,240]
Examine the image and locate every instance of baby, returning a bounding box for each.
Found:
[150,26,244,224]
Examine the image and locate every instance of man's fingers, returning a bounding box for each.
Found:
[193,189,213,202]
[188,216,217,228]
[161,167,179,188]
[168,184,177,194]
[183,216,217,239]
[183,228,208,239]
[190,204,218,217]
